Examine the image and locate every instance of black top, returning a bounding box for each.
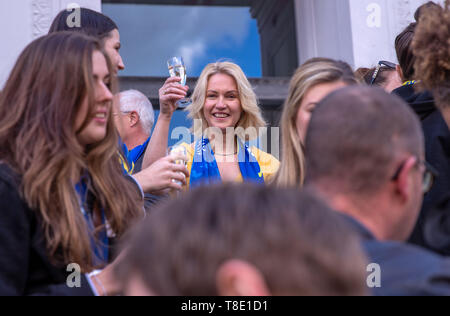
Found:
[393,85,450,255]
[0,163,94,296]
[392,84,436,120]
[341,214,450,296]
[423,195,450,256]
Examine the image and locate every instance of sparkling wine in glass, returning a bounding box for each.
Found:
[168,145,188,187]
[167,57,192,108]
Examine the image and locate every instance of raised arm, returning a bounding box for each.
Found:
[142,77,188,169]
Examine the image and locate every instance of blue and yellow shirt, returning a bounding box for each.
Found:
[179,142,280,189]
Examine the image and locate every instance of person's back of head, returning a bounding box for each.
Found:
[395,23,417,82]
[395,1,440,81]
[116,184,369,296]
[49,8,118,40]
[304,86,425,240]
[413,0,450,115]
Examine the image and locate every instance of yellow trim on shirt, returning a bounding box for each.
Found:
[178,142,280,189]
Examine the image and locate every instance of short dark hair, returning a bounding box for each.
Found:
[395,2,440,81]
[305,86,423,198]
[395,23,416,81]
[49,8,118,40]
[116,184,368,296]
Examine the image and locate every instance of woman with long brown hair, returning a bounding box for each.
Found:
[0,32,143,295]
[48,8,189,196]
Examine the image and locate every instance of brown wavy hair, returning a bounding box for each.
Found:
[0,32,143,272]
[413,0,450,108]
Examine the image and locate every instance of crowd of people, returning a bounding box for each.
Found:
[0,1,449,296]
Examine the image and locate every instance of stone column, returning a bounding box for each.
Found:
[0,0,101,88]
[294,0,444,68]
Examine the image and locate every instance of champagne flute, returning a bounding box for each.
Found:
[167,56,192,108]
[168,145,188,187]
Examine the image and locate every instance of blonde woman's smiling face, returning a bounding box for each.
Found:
[203,73,243,132]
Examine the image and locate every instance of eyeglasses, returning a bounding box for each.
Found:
[391,158,438,194]
[112,111,131,116]
[370,60,397,85]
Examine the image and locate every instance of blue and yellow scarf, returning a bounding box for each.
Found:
[75,177,109,266]
[190,138,264,189]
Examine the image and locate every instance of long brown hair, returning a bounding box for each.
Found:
[0,32,143,272]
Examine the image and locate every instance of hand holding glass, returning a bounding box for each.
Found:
[168,146,188,187]
[167,57,192,108]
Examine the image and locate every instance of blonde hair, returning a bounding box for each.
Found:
[187,61,266,140]
[272,58,357,188]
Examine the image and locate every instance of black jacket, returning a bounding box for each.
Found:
[393,84,436,120]
[0,164,94,296]
[342,215,450,296]
[423,195,450,256]
[393,85,450,254]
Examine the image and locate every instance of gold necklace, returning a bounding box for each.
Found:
[215,152,237,156]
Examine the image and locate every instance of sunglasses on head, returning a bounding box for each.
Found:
[370,61,397,85]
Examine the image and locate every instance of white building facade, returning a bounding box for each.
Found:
[0,0,443,88]
[294,0,444,68]
[0,0,101,88]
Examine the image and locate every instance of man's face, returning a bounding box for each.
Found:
[112,96,129,140]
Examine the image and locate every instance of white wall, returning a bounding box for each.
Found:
[347,0,443,68]
[0,0,101,88]
[294,0,445,69]
[294,0,355,66]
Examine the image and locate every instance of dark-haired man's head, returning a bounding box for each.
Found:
[305,86,425,242]
[49,8,124,73]
[116,184,368,296]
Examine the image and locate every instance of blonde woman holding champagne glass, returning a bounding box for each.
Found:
[143,61,279,189]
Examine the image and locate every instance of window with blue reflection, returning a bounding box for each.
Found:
[152,110,193,147]
[102,4,262,78]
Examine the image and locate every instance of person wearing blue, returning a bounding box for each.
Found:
[142,62,279,189]
[114,90,155,174]
[305,86,450,296]
[0,32,144,296]
[153,62,279,189]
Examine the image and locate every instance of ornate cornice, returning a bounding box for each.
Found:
[32,0,54,39]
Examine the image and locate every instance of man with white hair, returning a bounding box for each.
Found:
[114,89,155,173]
